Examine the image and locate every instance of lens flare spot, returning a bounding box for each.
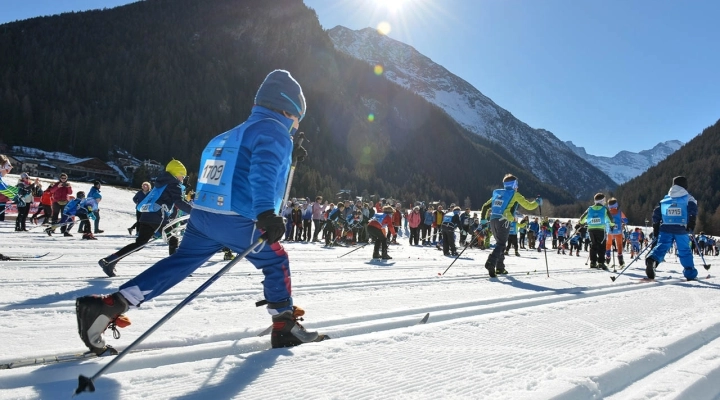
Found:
[377,21,391,35]
[368,114,375,122]
[374,65,384,75]
[362,146,372,156]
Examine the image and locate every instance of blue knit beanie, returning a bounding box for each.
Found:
[254,70,306,120]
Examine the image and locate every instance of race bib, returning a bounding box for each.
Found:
[493,199,504,208]
[590,218,601,225]
[666,207,682,216]
[198,159,226,185]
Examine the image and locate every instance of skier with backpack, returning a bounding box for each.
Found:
[644,176,699,280]
[368,205,397,259]
[97,159,192,277]
[441,206,461,256]
[481,174,541,277]
[75,70,324,357]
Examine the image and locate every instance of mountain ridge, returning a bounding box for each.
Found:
[565,140,684,184]
[328,25,617,198]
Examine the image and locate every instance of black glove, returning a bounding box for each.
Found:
[292,144,307,162]
[687,216,696,233]
[652,222,659,238]
[256,210,285,244]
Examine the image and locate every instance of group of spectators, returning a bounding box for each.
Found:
[279,196,404,246]
[0,154,105,236]
[277,197,491,251]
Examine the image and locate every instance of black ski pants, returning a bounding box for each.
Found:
[507,234,518,252]
[488,219,510,268]
[409,226,420,245]
[442,227,456,254]
[588,229,606,265]
[368,226,388,256]
[110,222,179,262]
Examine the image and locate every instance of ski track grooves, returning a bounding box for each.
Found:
[0,268,669,311]
[553,319,720,399]
[1,276,714,376]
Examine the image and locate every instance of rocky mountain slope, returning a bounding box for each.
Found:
[328,26,617,197]
[565,140,683,184]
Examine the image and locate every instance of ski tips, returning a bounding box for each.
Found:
[417,313,430,325]
[73,375,95,396]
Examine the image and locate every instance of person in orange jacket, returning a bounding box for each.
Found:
[605,197,628,266]
[31,184,54,225]
[368,205,397,259]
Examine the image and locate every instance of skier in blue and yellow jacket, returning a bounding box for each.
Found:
[76,70,325,357]
[481,174,540,277]
[578,193,615,270]
[645,176,699,280]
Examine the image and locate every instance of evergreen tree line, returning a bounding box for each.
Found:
[613,119,720,234]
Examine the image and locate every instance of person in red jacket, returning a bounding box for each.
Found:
[389,204,402,244]
[31,183,53,225]
[368,205,397,260]
[46,173,73,228]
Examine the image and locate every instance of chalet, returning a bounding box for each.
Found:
[11,155,58,179]
[142,160,164,173]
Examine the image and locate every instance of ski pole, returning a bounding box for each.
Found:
[337,242,370,258]
[538,203,549,277]
[611,239,655,282]
[103,214,174,264]
[612,246,616,272]
[439,242,469,276]
[690,234,712,270]
[40,219,76,232]
[282,132,306,206]
[74,237,265,396]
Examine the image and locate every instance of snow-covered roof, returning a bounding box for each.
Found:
[66,158,96,165]
[12,146,84,163]
[107,161,130,182]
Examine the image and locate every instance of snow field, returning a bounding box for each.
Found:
[1,177,719,399]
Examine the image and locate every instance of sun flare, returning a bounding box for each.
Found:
[374,0,410,12]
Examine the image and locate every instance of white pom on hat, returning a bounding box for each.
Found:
[254,70,306,120]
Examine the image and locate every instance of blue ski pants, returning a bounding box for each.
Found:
[120,209,293,313]
[647,231,697,279]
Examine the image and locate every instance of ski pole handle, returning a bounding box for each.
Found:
[282,133,305,206]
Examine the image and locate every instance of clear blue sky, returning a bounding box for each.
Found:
[3,0,719,157]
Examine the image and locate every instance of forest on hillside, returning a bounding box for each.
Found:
[549,119,720,234]
[613,119,720,234]
[0,0,579,208]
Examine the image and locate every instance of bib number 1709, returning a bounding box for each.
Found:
[199,160,226,185]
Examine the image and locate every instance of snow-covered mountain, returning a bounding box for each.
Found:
[328,26,617,198]
[565,140,684,184]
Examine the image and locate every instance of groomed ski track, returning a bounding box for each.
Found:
[1,189,720,399]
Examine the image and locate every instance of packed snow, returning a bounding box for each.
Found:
[1,176,719,399]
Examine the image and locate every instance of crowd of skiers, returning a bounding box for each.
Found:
[479,174,715,281]
[3,153,718,275]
